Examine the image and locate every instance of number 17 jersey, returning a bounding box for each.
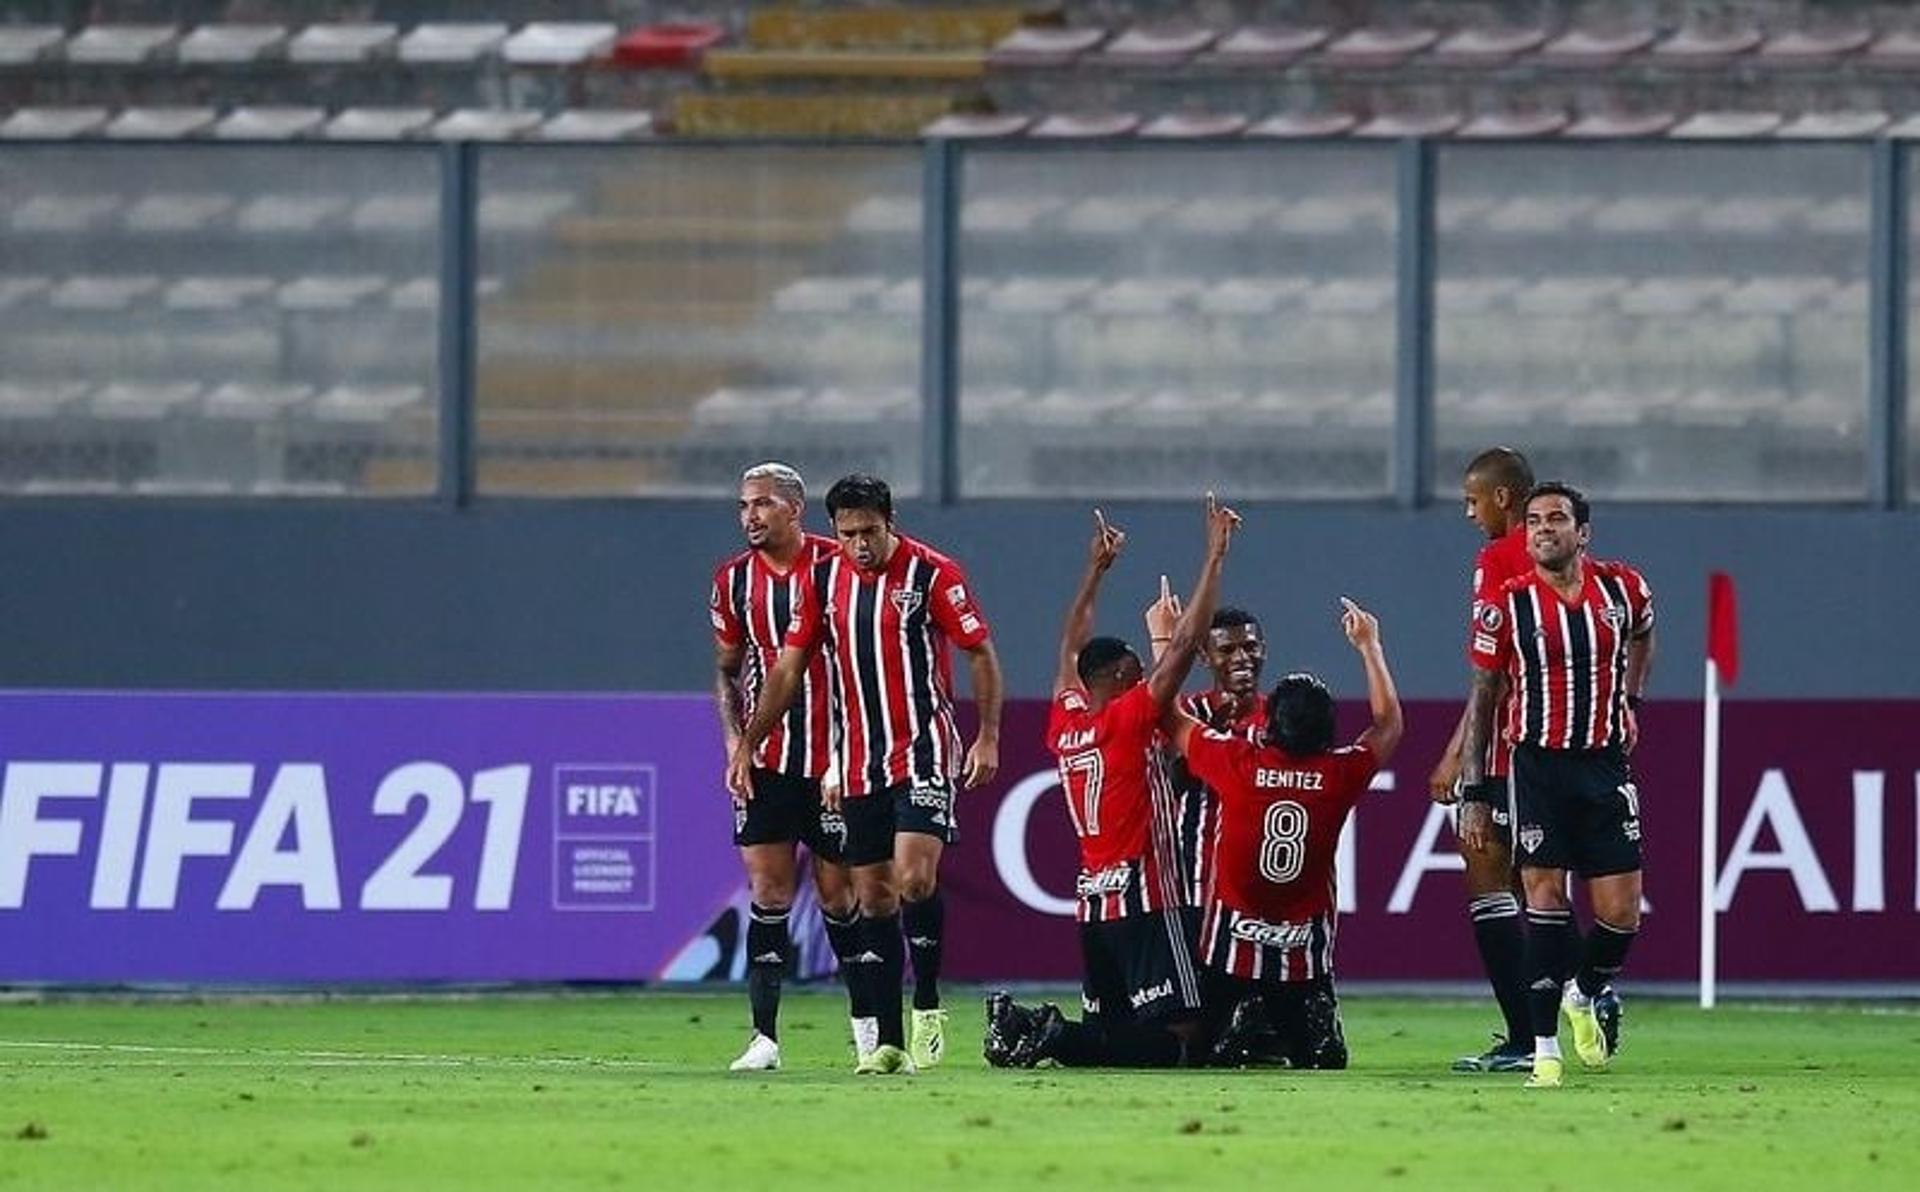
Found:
[1046,683,1185,923]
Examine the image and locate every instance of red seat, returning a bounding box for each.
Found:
[612,22,725,69]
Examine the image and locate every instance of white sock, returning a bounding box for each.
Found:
[1535,1036,1562,1060]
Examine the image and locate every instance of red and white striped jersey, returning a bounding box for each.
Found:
[1173,689,1267,909]
[1470,558,1655,751]
[710,534,839,778]
[1468,528,1531,779]
[785,534,991,797]
[1046,683,1185,923]
[1183,731,1377,982]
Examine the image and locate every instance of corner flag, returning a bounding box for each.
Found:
[1699,572,1738,1008]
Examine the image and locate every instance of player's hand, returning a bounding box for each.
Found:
[1340,597,1380,651]
[1458,801,1493,856]
[1428,751,1462,805]
[1205,491,1242,557]
[1144,573,1182,642]
[725,746,753,803]
[1090,508,1125,571]
[1623,704,1640,755]
[963,736,999,790]
[821,771,844,813]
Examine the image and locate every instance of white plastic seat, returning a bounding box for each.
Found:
[0,276,53,308]
[1561,109,1678,138]
[1456,110,1569,138]
[103,107,218,139]
[0,381,87,419]
[65,25,178,65]
[1588,197,1699,234]
[922,113,1030,138]
[203,382,313,420]
[431,109,543,141]
[214,106,327,140]
[1353,110,1463,138]
[1089,278,1204,315]
[1320,27,1438,69]
[0,26,63,65]
[1197,277,1309,316]
[398,23,509,65]
[287,24,398,64]
[1667,111,1785,139]
[807,387,916,423]
[276,275,390,310]
[323,107,436,140]
[771,276,889,314]
[311,385,427,423]
[177,24,288,64]
[1094,26,1217,67]
[1756,28,1871,66]
[91,382,201,420]
[1026,112,1140,138]
[1774,111,1889,139]
[123,193,234,232]
[1244,111,1358,138]
[1650,26,1763,67]
[0,107,111,139]
[1138,112,1249,138]
[502,23,617,66]
[1535,29,1656,69]
[1427,27,1548,67]
[988,26,1107,67]
[691,387,808,425]
[984,277,1098,314]
[236,194,350,234]
[479,191,576,231]
[1059,196,1173,235]
[349,195,436,233]
[8,194,119,232]
[536,110,655,141]
[49,275,163,310]
[1204,25,1327,67]
[164,276,277,310]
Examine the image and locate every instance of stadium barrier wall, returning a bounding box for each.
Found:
[2,692,1912,986]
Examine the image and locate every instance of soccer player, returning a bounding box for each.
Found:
[728,474,1002,1075]
[1165,598,1401,1069]
[1148,602,1270,910]
[709,462,863,1072]
[1427,446,1538,1072]
[1461,482,1654,1089]
[984,495,1238,1069]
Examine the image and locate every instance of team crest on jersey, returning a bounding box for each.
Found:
[1601,604,1627,629]
[1519,824,1544,853]
[890,588,924,615]
[1475,602,1503,632]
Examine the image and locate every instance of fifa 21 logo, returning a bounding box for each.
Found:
[0,761,532,912]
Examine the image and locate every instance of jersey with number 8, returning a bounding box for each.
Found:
[1183,729,1378,926]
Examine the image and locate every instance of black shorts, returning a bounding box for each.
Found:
[732,768,846,862]
[1079,908,1204,1024]
[1511,744,1643,878]
[842,778,957,867]
[1457,778,1513,849]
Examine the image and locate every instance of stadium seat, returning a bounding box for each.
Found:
[287,24,399,64]
[276,275,390,310]
[1775,111,1890,139]
[0,107,112,139]
[213,106,327,139]
[1089,278,1204,315]
[478,191,575,231]
[203,381,313,420]
[91,382,202,420]
[123,193,233,232]
[0,276,52,308]
[1513,278,1626,316]
[1197,278,1309,316]
[1203,25,1327,67]
[8,195,119,232]
[0,381,86,419]
[311,384,426,423]
[988,26,1108,68]
[431,109,544,141]
[1456,110,1570,138]
[1668,111,1785,138]
[1019,389,1135,426]
[1094,26,1217,67]
[176,25,288,64]
[1696,198,1807,233]
[1244,111,1359,138]
[397,24,509,65]
[349,194,435,233]
[1534,28,1656,69]
[535,110,655,140]
[1138,112,1249,138]
[103,107,218,139]
[235,194,350,234]
[1588,197,1699,233]
[1481,195,1595,234]
[1721,276,1834,315]
[923,112,1031,137]
[692,387,809,425]
[502,23,618,67]
[807,387,916,423]
[771,276,890,314]
[65,25,179,65]
[1436,278,1521,312]
[1561,109,1680,137]
[1650,26,1763,67]
[1427,27,1549,67]
[163,276,277,310]
[1863,30,1920,70]
[1755,27,1871,66]
[1305,279,1394,315]
[322,107,436,140]
[1059,196,1171,234]
[1320,27,1439,69]
[611,23,726,69]
[1166,198,1282,235]
[0,25,63,65]
[1026,112,1140,137]
[1617,278,1729,316]
[1353,110,1463,138]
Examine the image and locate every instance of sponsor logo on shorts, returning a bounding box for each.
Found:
[1491,806,1511,827]
[733,804,749,834]
[819,812,847,840]
[1082,993,1102,1015]
[1076,864,1133,898]
[1128,979,1174,1011]
[1519,824,1544,854]
[908,783,951,827]
[1230,916,1313,949]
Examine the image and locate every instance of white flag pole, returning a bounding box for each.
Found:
[1699,657,1721,1010]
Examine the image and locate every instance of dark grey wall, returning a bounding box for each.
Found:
[3,500,1915,698]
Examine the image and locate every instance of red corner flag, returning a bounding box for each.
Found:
[1707,571,1739,687]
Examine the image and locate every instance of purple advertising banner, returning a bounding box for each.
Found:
[2,692,1915,984]
[0,692,742,982]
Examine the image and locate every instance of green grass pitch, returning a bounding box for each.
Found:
[1,990,1915,1190]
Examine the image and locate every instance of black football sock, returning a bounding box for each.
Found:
[1524,906,1579,1043]
[745,904,791,1042]
[902,891,945,1012]
[1041,1019,1182,1068]
[866,912,906,1048]
[1575,918,1638,999]
[821,906,872,1018]
[1470,891,1532,1045]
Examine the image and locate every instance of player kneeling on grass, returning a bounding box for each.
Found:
[984,495,1238,1070]
[1167,598,1402,1069]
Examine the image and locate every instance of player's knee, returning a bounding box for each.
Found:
[857,884,899,917]
[747,878,794,911]
[899,873,938,902]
